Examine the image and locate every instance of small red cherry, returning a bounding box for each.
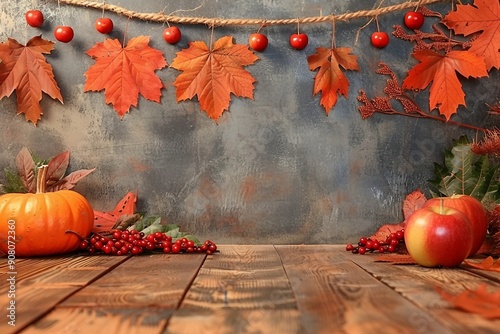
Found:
[95,17,114,34]
[249,33,268,52]
[26,10,44,28]
[289,33,308,50]
[404,11,425,30]
[371,31,390,48]
[163,26,182,44]
[54,26,74,43]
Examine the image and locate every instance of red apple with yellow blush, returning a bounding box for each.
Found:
[404,203,472,267]
[423,195,487,256]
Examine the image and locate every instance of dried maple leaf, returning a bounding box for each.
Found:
[307,47,359,114]
[374,254,416,265]
[402,188,427,221]
[0,36,63,125]
[93,191,138,233]
[464,256,500,272]
[402,49,488,120]
[170,36,258,121]
[436,284,500,319]
[84,36,167,118]
[442,0,500,71]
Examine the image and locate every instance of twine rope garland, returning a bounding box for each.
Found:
[48,0,447,27]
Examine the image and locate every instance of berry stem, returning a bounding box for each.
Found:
[65,229,86,241]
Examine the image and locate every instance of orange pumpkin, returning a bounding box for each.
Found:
[0,165,94,256]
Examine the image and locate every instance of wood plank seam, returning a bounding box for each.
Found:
[13,255,133,333]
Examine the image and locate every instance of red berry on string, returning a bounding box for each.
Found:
[163,26,182,44]
[404,11,425,30]
[289,33,308,50]
[26,10,44,28]
[371,31,389,48]
[95,17,114,34]
[54,26,74,43]
[249,33,268,52]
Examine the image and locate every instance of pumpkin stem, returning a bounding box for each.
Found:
[36,165,49,194]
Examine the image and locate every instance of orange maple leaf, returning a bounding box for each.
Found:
[93,191,138,233]
[170,36,258,121]
[464,256,500,272]
[307,47,359,114]
[436,284,500,319]
[84,36,167,118]
[442,0,500,71]
[0,36,63,125]
[402,49,488,120]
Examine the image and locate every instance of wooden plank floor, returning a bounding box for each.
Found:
[1,245,499,334]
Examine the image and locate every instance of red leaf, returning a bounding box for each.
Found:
[402,49,488,120]
[93,191,138,233]
[84,36,167,118]
[170,36,258,121]
[0,36,63,125]
[15,147,36,193]
[436,284,500,319]
[307,47,359,114]
[45,151,70,188]
[47,168,96,192]
[402,189,427,221]
[442,0,500,71]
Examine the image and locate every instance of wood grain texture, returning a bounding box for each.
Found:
[166,245,302,333]
[58,253,205,308]
[21,307,172,334]
[348,250,500,334]
[275,245,451,334]
[460,259,500,284]
[3,245,500,334]
[0,255,125,334]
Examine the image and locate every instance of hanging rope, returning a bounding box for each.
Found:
[48,0,447,26]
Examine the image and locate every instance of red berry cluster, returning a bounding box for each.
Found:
[346,229,405,254]
[79,229,217,255]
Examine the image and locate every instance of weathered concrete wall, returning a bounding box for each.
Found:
[0,0,497,243]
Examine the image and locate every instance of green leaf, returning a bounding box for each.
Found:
[131,218,202,245]
[0,168,25,193]
[129,215,161,232]
[429,136,500,205]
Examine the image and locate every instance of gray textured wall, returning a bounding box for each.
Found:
[0,0,497,244]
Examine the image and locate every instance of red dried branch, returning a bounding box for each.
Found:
[487,103,500,116]
[357,62,486,132]
[471,128,500,156]
[392,24,468,52]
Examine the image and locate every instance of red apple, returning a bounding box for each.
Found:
[404,204,472,267]
[423,195,487,256]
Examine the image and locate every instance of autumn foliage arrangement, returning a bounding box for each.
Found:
[0,0,497,125]
[359,0,498,127]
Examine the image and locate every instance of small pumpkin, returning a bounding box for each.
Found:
[0,165,94,256]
